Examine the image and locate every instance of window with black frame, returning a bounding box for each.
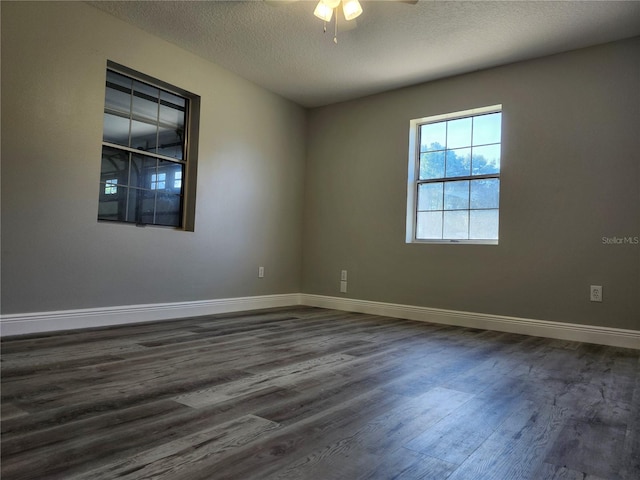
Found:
[98,67,191,227]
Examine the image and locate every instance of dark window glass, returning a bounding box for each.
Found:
[98,67,188,228]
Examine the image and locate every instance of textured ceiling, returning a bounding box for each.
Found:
[88,1,640,107]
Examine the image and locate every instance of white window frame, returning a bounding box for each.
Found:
[406,104,502,245]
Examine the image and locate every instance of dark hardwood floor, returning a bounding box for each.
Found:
[1,306,638,479]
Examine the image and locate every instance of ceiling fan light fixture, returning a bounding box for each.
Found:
[342,0,363,21]
[313,1,334,22]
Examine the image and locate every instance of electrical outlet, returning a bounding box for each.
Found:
[341,270,348,281]
[258,266,264,278]
[340,281,347,293]
[590,285,602,302]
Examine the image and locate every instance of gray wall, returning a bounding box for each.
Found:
[302,38,640,330]
[1,2,306,313]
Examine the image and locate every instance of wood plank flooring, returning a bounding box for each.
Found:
[1,306,638,479]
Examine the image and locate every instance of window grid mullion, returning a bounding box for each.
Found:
[443,121,449,178]
[127,82,133,153]
[155,89,161,158]
[101,142,186,165]
[417,173,499,185]
[467,178,471,239]
[125,151,131,222]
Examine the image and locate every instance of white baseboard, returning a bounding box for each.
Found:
[301,294,640,350]
[0,294,302,337]
[2,293,638,349]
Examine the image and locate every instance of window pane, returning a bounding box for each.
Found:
[157,123,184,160]
[132,81,159,122]
[470,179,500,209]
[105,85,131,114]
[161,90,186,109]
[419,151,445,179]
[103,112,130,146]
[418,182,443,211]
[416,211,443,239]
[155,193,182,227]
[472,144,501,175]
[472,112,501,146]
[443,210,468,239]
[159,91,186,160]
[130,119,158,153]
[444,180,469,210]
[98,184,128,222]
[445,148,471,178]
[420,122,446,152]
[101,147,129,186]
[130,154,157,190]
[446,117,472,149]
[470,209,499,239]
[128,188,155,224]
[159,103,185,129]
[106,70,132,90]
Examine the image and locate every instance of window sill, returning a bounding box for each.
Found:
[408,239,499,245]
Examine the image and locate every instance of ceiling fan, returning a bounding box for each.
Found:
[266,0,418,44]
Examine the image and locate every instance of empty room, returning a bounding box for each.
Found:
[1,1,639,479]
